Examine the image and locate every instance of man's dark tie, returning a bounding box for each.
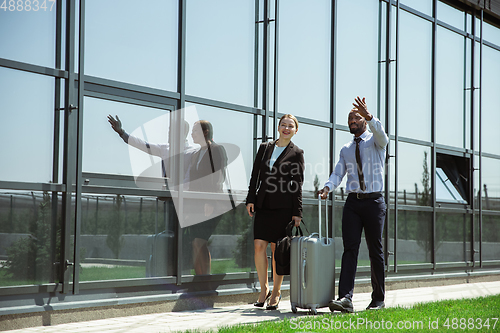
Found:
[354,137,366,191]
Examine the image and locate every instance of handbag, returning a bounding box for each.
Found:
[275,221,308,275]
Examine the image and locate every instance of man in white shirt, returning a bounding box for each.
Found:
[319,96,389,312]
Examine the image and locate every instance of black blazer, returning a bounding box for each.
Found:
[246,140,304,217]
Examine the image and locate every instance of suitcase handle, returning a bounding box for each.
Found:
[301,259,307,289]
[318,194,331,245]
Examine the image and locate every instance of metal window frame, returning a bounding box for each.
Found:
[1,0,500,300]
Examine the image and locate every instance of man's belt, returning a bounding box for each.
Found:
[348,192,383,200]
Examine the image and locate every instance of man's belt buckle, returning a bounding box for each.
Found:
[356,193,362,199]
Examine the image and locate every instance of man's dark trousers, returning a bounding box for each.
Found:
[338,194,386,301]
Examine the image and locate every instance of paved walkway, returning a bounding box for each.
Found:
[5,281,500,332]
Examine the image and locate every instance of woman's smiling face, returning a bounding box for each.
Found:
[278,117,297,140]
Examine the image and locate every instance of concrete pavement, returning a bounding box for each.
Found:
[3,280,500,332]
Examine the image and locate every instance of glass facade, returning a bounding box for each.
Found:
[1,0,500,316]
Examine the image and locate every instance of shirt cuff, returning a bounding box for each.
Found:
[120,131,129,143]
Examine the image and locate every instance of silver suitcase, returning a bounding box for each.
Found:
[290,196,335,315]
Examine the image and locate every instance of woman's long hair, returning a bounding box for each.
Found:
[197,120,213,143]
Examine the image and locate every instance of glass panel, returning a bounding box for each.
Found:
[400,0,433,17]
[436,212,469,263]
[436,27,465,148]
[389,140,395,204]
[397,210,432,264]
[399,11,432,142]
[482,214,500,261]
[181,104,254,275]
[482,46,500,155]
[466,13,472,35]
[482,157,500,212]
[85,0,178,91]
[398,143,431,206]
[0,68,54,183]
[0,3,57,68]
[0,190,61,286]
[291,123,330,200]
[472,42,480,151]
[83,97,169,179]
[186,0,254,106]
[335,0,379,125]
[185,103,254,193]
[483,21,500,47]
[333,130,353,201]
[436,167,467,204]
[278,0,331,122]
[474,154,480,208]
[437,1,465,31]
[79,194,171,280]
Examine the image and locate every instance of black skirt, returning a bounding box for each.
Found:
[253,207,293,243]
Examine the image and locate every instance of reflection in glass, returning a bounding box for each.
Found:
[85,0,178,91]
[396,210,432,264]
[180,104,253,276]
[0,190,61,286]
[474,155,480,208]
[436,213,469,263]
[186,0,254,106]
[278,0,330,122]
[83,97,169,178]
[79,194,173,280]
[436,168,467,204]
[0,7,56,68]
[437,1,465,31]
[185,103,253,193]
[436,27,465,148]
[482,46,500,155]
[291,124,330,199]
[482,214,500,261]
[482,157,500,212]
[398,143,431,206]
[399,11,432,142]
[0,68,54,183]
[335,0,379,125]
[182,204,253,275]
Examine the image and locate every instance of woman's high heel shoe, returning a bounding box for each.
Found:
[254,291,271,307]
[266,295,282,310]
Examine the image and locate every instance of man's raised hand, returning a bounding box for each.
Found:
[352,96,373,121]
[107,114,124,135]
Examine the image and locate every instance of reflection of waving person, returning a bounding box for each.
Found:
[107,114,195,185]
[318,97,389,313]
[184,120,228,275]
[246,114,304,310]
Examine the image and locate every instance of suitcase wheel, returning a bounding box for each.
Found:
[308,308,318,315]
[291,304,297,314]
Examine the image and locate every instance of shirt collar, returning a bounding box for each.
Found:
[353,130,369,142]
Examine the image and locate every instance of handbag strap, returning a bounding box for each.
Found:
[285,220,308,237]
[207,143,236,209]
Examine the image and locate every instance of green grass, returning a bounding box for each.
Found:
[202,294,500,333]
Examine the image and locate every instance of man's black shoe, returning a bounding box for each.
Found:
[366,300,385,310]
[329,297,354,313]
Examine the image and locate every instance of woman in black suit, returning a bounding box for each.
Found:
[246,114,304,310]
